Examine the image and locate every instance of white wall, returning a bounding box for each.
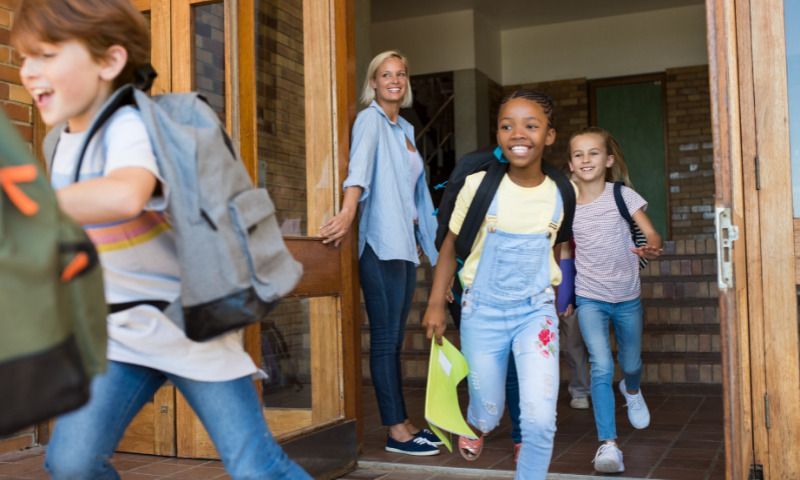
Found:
[501,5,708,85]
[474,12,502,83]
[371,10,476,76]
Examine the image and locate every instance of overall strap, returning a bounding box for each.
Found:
[548,186,564,236]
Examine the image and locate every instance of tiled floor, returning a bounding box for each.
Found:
[0,386,724,480]
[356,385,725,480]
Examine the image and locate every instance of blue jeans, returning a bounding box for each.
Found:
[576,296,643,441]
[45,361,311,480]
[359,243,416,426]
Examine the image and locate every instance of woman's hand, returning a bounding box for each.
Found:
[319,206,356,247]
[320,186,362,247]
[422,306,447,345]
[558,303,574,319]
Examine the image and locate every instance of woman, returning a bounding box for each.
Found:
[320,50,440,456]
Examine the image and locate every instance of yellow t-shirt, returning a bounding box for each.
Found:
[449,172,570,288]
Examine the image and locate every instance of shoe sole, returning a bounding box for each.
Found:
[594,459,625,473]
[384,446,440,456]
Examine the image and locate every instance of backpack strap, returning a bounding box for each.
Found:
[613,181,635,230]
[454,153,507,260]
[71,85,136,183]
[541,161,575,243]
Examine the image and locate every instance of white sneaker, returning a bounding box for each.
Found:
[569,396,590,409]
[593,442,625,473]
[619,379,650,429]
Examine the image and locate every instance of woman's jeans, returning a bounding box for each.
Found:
[576,295,643,441]
[359,243,417,426]
[45,361,311,480]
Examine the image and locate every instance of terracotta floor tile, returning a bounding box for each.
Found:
[650,466,709,479]
[164,465,229,479]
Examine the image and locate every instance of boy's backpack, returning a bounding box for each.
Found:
[0,112,107,436]
[435,146,576,327]
[613,181,648,269]
[44,83,303,342]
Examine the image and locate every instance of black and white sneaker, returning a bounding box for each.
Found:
[385,436,440,456]
[414,428,444,446]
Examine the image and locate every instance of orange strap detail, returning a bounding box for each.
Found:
[61,251,90,282]
[0,165,39,216]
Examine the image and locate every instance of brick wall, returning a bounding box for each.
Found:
[1,0,41,456]
[665,66,715,239]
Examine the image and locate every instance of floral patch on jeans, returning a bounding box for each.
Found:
[536,318,558,358]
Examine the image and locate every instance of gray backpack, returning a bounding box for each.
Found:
[45,84,302,341]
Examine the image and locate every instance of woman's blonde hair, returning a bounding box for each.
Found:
[569,126,633,186]
[360,50,413,108]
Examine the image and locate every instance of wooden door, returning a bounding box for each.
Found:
[119,0,360,473]
[707,0,800,478]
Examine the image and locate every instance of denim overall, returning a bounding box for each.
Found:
[460,188,562,480]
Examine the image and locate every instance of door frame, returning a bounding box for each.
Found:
[707,0,800,478]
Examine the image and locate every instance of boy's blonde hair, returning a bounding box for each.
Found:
[11,0,150,89]
[360,50,413,108]
[569,126,633,186]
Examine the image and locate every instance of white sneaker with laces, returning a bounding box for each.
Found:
[619,379,650,429]
[593,442,625,473]
[569,396,590,409]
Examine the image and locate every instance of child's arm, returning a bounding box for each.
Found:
[422,230,458,344]
[631,209,663,259]
[56,167,158,225]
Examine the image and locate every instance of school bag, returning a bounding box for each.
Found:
[0,111,107,436]
[613,181,648,269]
[44,81,303,342]
[435,146,575,327]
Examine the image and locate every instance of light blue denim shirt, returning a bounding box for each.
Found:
[343,101,438,266]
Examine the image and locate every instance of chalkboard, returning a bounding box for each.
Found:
[595,81,668,238]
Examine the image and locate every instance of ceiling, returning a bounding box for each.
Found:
[371,0,704,29]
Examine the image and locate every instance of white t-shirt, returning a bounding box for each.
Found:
[50,106,257,381]
[573,182,647,303]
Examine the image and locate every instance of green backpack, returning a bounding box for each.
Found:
[0,111,107,436]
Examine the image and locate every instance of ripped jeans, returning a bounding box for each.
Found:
[460,289,560,480]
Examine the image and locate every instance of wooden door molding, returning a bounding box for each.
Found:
[705,0,753,478]
[747,0,800,478]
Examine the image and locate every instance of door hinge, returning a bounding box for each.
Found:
[715,208,739,290]
[749,464,764,480]
[755,155,761,190]
[764,393,771,430]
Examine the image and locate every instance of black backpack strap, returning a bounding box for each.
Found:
[453,159,507,259]
[613,181,635,232]
[71,85,136,183]
[542,162,575,243]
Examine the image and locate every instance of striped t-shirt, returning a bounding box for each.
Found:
[573,182,647,303]
[51,107,257,381]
